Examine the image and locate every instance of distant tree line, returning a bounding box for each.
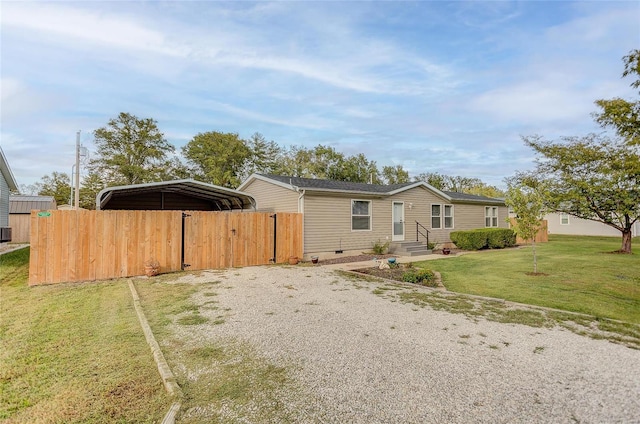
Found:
[23,112,504,209]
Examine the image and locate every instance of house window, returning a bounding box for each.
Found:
[431,204,441,229]
[444,205,454,229]
[560,213,569,225]
[352,200,371,231]
[485,206,498,227]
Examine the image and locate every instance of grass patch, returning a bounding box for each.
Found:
[0,247,171,422]
[177,313,209,326]
[414,235,640,324]
[136,279,315,422]
[362,277,640,349]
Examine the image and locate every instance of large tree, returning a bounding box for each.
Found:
[240,132,283,180]
[593,49,639,146]
[38,172,71,206]
[78,172,106,210]
[381,165,410,184]
[521,133,639,253]
[89,112,175,186]
[182,131,251,188]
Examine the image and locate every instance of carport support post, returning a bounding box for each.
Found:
[181,212,191,271]
[270,213,277,263]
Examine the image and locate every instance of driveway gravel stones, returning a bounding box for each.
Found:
[171,265,640,423]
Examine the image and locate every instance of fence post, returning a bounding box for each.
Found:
[181,212,191,271]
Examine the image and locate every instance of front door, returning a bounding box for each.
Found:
[392,202,404,241]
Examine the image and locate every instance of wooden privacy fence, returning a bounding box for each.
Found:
[29,210,302,286]
[509,218,549,244]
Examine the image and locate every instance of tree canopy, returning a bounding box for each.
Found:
[182,131,251,188]
[37,172,71,206]
[89,112,176,186]
[593,49,640,146]
[414,172,504,197]
[519,133,639,253]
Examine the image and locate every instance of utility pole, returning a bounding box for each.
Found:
[75,130,80,209]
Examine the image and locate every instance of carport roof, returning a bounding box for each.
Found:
[96,179,256,211]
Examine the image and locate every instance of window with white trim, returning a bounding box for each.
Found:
[444,205,454,229]
[560,213,569,225]
[485,206,498,227]
[352,200,371,231]
[431,204,441,229]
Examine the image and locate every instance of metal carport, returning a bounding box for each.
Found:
[96,179,256,211]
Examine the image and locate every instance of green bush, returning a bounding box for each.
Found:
[486,228,516,249]
[402,268,437,287]
[450,230,487,250]
[450,228,516,251]
[372,239,390,255]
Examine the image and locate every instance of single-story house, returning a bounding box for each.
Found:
[238,174,508,259]
[9,195,57,243]
[0,147,19,242]
[545,212,639,237]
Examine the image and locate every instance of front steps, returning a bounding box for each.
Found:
[391,241,432,257]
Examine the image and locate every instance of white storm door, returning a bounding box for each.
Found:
[392,202,405,241]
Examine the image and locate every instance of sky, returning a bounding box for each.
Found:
[1,1,638,190]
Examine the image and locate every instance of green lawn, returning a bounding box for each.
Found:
[0,247,304,423]
[415,235,640,324]
[0,247,173,423]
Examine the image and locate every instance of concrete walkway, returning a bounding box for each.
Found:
[0,243,29,256]
[322,251,459,271]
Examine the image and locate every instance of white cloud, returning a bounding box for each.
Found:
[1,3,183,57]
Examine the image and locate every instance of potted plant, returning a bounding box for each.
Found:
[144,258,160,277]
[311,256,319,264]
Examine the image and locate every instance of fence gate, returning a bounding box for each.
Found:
[28,210,302,286]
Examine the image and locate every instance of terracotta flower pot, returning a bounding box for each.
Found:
[289,256,299,265]
[144,266,159,277]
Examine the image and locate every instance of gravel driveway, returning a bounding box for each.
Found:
[171,265,640,423]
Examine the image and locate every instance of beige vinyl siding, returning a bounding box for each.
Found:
[303,186,434,254]
[427,203,509,245]
[544,212,623,237]
[241,179,299,212]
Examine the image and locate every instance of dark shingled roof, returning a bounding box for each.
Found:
[259,174,415,193]
[443,191,504,204]
[253,174,505,205]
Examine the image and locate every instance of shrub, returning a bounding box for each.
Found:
[402,268,437,287]
[372,239,390,255]
[450,228,516,250]
[486,228,516,249]
[450,230,487,250]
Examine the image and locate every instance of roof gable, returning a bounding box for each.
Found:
[0,147,18,191]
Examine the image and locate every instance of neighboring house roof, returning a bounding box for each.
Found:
[10,195,57,213]
[0,146,18,191]
[443,191,504,204]
[96,179,256,211]
[239,174,505,205]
